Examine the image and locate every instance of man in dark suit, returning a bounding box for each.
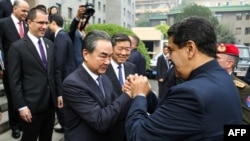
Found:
[124,17,242,141]
[63,30,132,141]
[105,33,136,141]
[0,0,29,138]
[48,14,76,133]
[156,45,171,98]
[0,0,13,18]
[7,7,62,141]
[127,35,146,75]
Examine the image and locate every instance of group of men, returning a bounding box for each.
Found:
[0,1,248,141]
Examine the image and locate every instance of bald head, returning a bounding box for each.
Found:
[13,0,29,21]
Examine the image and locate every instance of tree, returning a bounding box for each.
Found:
[216,24,236,43]
[135,11,153,27]
[155,22,170,39]
[174,4,235,43]
[86,24,151,69]
[175,4,219,28]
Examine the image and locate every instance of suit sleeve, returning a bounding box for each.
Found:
[63,80,132,133]
[126,88,203,141]
[8,42,26,109]
[156,56,162,80]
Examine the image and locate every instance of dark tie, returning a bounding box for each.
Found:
[38,39,47,69]
[18,21,24,38]
[118,65,124,86]
[97,76,105,98]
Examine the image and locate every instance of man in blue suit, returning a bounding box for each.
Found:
[124,16,242,141]
[0,0,13,18]
[48,14,77,133]
[63,30,132,141]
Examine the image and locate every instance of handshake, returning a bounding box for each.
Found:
[122,74,151,98]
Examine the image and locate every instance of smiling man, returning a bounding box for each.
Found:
[62,30,133,141]
[124,16,242,141]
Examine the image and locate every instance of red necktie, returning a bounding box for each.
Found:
[18,21,24,38]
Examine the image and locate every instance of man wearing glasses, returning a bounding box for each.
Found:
[7,7,62,141]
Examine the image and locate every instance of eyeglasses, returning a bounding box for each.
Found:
[32,21,49,25]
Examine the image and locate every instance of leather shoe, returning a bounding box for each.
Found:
[12,129,21,139]
[54,127,64,133]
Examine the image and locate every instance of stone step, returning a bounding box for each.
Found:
[0,91,64,140]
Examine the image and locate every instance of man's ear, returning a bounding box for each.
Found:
[186,40,197,59]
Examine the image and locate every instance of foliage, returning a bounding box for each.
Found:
[174,4,235,43]
[135,11,152,27]
[216,25,236,43]
[155,22,170,39]
[86,24,151,69]
[175,4,219,27]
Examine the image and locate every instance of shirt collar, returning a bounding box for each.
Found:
[111,58,123,69]
[11,14,20,24]
[82,62,99,82]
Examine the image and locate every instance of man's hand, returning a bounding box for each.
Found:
[127,74,151,98]
[20,107,32,123]
[123,79,133,98]
[57,96,63,108]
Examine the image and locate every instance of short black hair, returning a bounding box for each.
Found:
[35,4,47,14]
[48,14,63,27]
[111,33,131,47]
[167,16,217,58]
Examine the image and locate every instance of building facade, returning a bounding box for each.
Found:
[25,0,135,28]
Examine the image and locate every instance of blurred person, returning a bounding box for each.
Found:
[0,0,13,18]
[44,6,58,41]
[63,30,132,141]
[48,14,76,133]
[216,43,250,124]
[124,16,242,141]
[127,35,146,75]
[7,7,62,141]
[0,0,29,138]
[68,5,89,66]
[156,45,172,98]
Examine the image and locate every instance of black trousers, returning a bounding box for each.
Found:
[21,107,55,141]
[3,70,22,130]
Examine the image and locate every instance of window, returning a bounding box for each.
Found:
[103,4,106,13]
[103,20,105,24]
[236,13,242,20]
[246,13,250,20]
[92,16,95,24]
[124,8,126,16]
[215,14,222,23]
[245,27,250,35]
[56,3,61,15]
[235,27,241,35]
[68,7,72,19]
[98,18,101,24]
[98,2,101,10]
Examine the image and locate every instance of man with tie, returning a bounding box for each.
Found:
[105,33,136,141]
[62,30,133,141]
[0,0,29,138]
[7,7,62,141]
[156,45,171,98]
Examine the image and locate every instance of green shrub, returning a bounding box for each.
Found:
[86,24,151,69]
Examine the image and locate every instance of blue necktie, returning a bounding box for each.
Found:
[118,65,124,86]
[97,76,105,98]
[38,39,47,69]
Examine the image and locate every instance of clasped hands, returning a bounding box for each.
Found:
[122,74,151,98]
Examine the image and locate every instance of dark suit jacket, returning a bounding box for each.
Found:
[0,0,12,19]
[7,36,61,114]
[156,54,170,80]
[54,29,76,80]
[127,49,146,75]
[0,16,28,64]
[106,62,137,95]
[63,65,132,141]
[126,60,242,141]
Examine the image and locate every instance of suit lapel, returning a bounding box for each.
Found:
[24,36,47,71]
[106,65,122,94]
[8,17,20,39]
[80,67,107,106]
